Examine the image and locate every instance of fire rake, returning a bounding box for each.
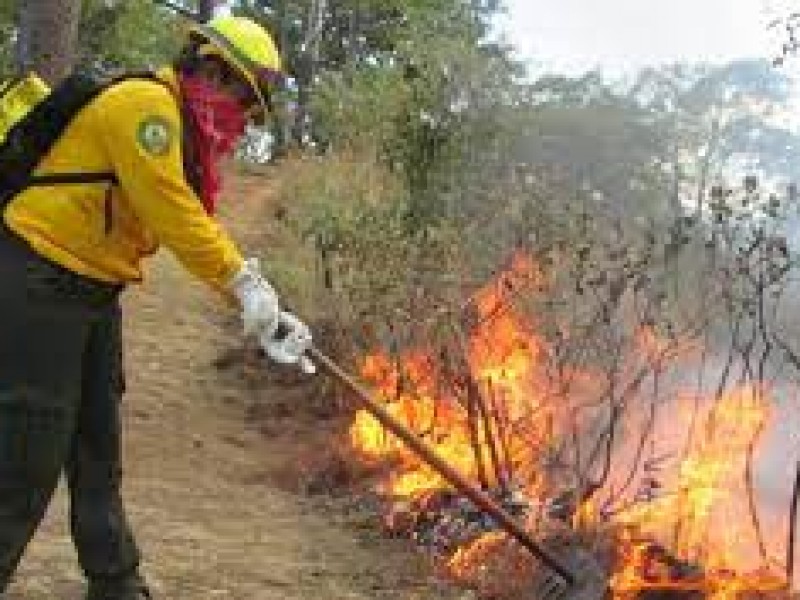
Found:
[307,346,578,591]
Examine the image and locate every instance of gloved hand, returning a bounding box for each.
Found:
[262,311,316,375]
[229,258,316,375]
[229,258,280,339]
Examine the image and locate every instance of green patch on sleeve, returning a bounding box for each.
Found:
[137,116,173,156]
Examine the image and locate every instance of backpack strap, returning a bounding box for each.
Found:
[26,172,118,186]
[0,78,22,102]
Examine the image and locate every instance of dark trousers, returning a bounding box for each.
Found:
[0,226,139,592]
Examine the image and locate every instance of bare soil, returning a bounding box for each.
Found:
[5,169,464,600]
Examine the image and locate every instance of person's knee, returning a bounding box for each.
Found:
[0,394,75,501]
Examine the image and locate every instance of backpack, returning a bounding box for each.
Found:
[0,73,49,144]
[0,70,165,211]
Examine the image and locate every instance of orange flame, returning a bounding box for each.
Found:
[610,385,785,598]
[349,252,554,500]
[348,252,788,597]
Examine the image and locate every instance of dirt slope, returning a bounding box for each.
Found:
[6,170,463,600]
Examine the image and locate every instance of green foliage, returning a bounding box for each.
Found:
[257,1,800,378]
[311,66,409,155]
[78,0,182,70]
[303,1,521,228]
[0,1,183,77]
[231,0,517,182]
[274,154,467,354]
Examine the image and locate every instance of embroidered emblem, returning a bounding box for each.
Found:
[137,116,172,156]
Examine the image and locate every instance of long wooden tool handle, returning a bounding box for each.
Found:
[308,347,576,585]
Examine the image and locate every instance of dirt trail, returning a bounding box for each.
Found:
[6,171,462,600]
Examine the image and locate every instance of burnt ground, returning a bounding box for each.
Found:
[4,169,465,600]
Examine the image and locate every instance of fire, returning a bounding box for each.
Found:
[447,531,507,576]
[347,252,790,598]
[349,252,554,499]
[610,385,785,598]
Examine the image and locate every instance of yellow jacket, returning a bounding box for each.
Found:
[3,68,244,292]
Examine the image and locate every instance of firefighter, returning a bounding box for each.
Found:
[0,16,312,600]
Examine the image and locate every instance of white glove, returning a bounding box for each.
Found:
[261,311,316,375]
[229,258,280,339]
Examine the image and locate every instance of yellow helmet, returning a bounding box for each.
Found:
[188,15,284,117]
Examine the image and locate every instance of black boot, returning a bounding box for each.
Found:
[86,573,152,600]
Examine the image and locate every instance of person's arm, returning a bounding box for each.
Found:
[96,79,243,293]
[97,80,314,373]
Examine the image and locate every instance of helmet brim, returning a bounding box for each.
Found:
[188,22,285,120]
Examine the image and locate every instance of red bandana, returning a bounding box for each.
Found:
[179,74,247,214]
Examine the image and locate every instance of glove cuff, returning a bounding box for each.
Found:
[229,258,270,302]
[229,258,281,338]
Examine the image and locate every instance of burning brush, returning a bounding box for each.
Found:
[311,348,600,599]
[609,533,786,599]
[386,486,530,554]
[338,254,798,599]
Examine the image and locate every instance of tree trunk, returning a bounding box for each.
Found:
[292,0,327,146]
[16,0,82,85]
[269,0,290,158]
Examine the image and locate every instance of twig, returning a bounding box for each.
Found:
[475,381,509,492]
[745,407,769,564]
[487,378,515,486]
[747,269,773,564]
[464,382,491,490]
[601,391,659,515]
[450,318,508,493]
[584,324,697,475]
[595,404,619,489]
[444,319,492,491]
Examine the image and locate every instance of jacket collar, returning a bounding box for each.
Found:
[155,66,181,100]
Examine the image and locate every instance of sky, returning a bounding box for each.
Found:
[215,0,795,78]
[500,0,787,76]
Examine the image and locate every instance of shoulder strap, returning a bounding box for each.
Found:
[27,172,119,186]
[0,77,23,102]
